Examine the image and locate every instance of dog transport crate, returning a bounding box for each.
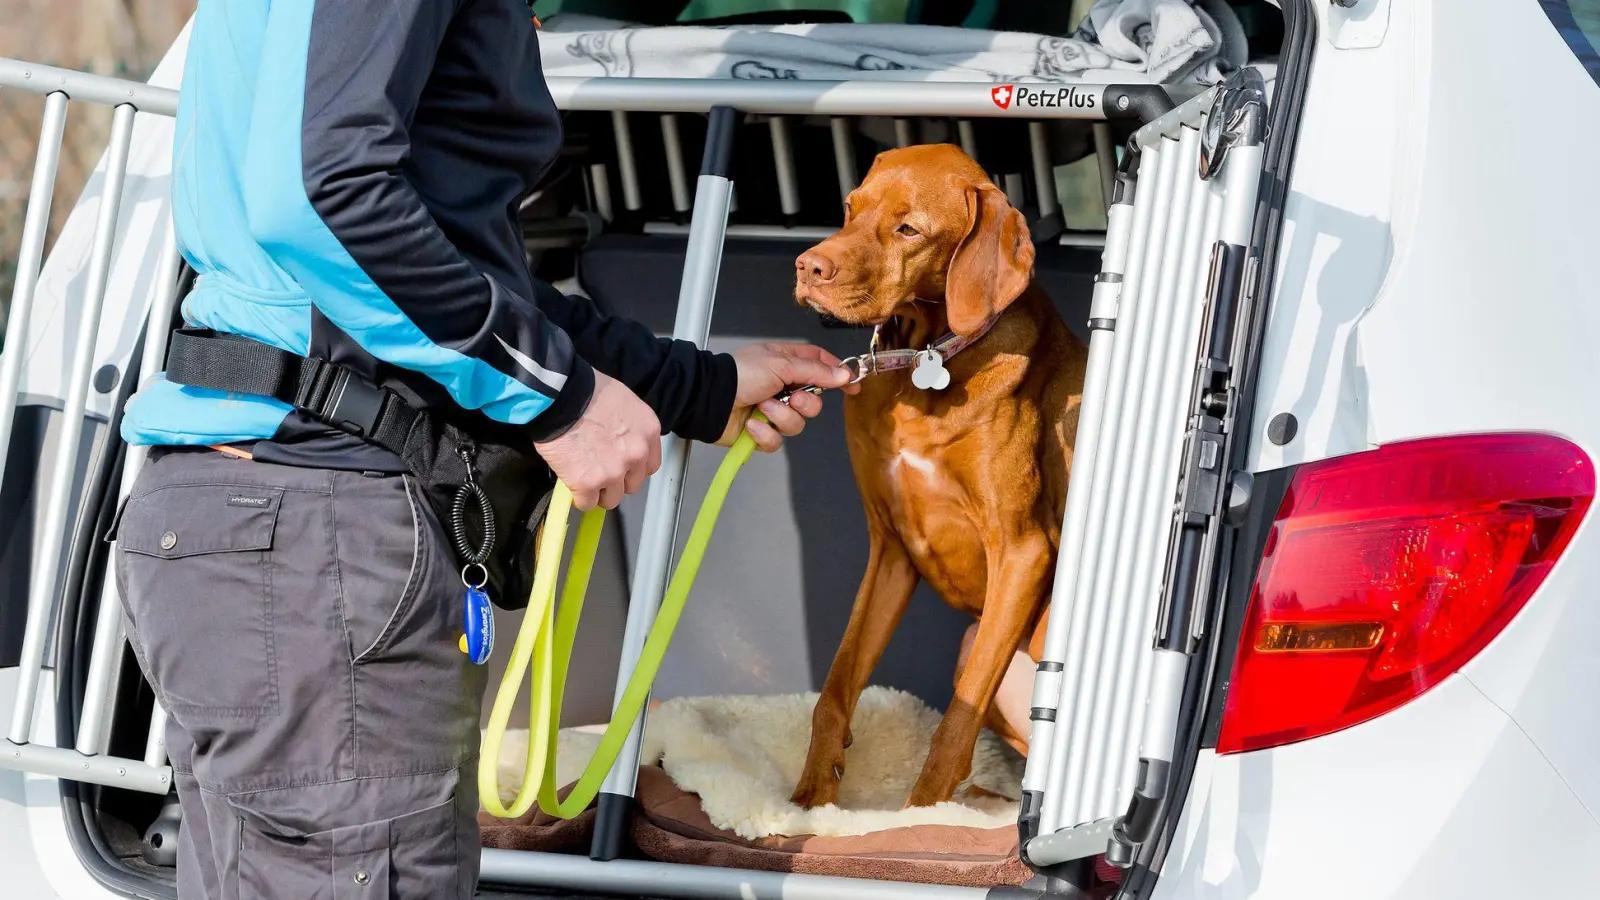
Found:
[0,11,1282,897]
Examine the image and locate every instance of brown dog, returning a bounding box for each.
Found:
[791,144,1087,809]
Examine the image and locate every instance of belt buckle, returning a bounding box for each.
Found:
[323,369,387,438]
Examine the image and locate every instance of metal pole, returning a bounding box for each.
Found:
[1084,126,1202,816]
[1093,123,1117,209]
[612,110,642,212]
[589,163,614,221]
[956,119,978,158]
[0,92,67,516]
[661,114,692,215]
[769,116,800,221]
[9,104,137,745]
[75,230,183,756]
[893,118,914,149]
[144,704,168,767]
[1029,121,1059,221]
[1038,139,1173,833]
[1055,136,1184,828]
[829,117,857,201]
[591,106,739,862]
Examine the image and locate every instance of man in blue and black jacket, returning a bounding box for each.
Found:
[111,3,849,897]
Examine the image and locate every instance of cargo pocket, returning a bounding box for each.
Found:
[237,795,462,900]
[116,482,282,719]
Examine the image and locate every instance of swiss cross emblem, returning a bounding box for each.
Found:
[990,85,1014,110]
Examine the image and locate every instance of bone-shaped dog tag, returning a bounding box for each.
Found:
[911,349,951,391]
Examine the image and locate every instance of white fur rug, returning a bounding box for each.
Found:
[488,687,1024,840]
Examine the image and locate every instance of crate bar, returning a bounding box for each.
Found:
[892,118,914,149]
[1020,151,1140,811]
[829,117,858,200]
[481,850,985,900]
[1093,123,1117,208]
[768,116,801,219]
[1029,83,1217,837]
[591,105,740,861]
[1065,130,1193,827]
[956,119,978,158]
[1028,122,1059,220]
[144,704,168,767]
[75,228,183,757]
[661,114,692,215]
[1087,125,1206,818]
[1040,135,1182,834]
[547,77,1170,121]
[612,111,643,212]
[1,740,172,794]
[7,104,138,746]
[1025,75,1266,866]
[0,91,68,515]
[590,163,615,221]
[1100,74,1269,868]
[0,57,178,116]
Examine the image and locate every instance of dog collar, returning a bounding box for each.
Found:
[841,317,995,391]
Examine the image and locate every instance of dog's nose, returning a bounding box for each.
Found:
[796,249,838,284]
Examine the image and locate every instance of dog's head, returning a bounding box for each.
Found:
[794,144,1035,337]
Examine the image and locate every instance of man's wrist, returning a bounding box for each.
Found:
[526,357,596,444]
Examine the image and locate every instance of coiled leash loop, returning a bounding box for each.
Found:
[453,447,498,665]
[477,423,764,820]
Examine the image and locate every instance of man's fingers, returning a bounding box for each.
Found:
[787,391,823,418]
[759,400,806,437]
[773,353,853,389]
[744,416,784,453]
[570,486,601,511]
[598,483,625,510]
[624,463,648,496]
[779,343,846,368]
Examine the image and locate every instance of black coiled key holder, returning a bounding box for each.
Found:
[453,447,497,665]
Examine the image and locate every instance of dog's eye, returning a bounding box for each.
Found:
[896,223,919,237]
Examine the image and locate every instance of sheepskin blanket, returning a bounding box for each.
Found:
[488,686,1025,840]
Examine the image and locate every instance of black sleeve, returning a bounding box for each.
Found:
[283,0,593,443]
[530,281,739,444]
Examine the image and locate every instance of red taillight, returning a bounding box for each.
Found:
[1217,433,1593,754]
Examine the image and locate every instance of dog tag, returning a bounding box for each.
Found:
[911,349,951,391]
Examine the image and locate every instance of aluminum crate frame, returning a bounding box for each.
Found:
[0,55,1272,900]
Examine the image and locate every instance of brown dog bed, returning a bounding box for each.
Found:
[480,767,1033,888]
[478,689,1036,888]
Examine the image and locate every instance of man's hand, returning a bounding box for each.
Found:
[535,371,662,510]
[718,342,859,453]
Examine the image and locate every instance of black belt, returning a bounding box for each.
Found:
[163,327,422,457]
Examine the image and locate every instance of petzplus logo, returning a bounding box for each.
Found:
[990,84,1014,110]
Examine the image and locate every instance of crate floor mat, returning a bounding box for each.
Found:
[479,687,1034,888]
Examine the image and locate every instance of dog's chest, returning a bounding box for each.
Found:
[876,439,994,610]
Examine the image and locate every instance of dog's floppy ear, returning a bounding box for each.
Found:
[944,179,1035,337]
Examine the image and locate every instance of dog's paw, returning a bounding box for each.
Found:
[789,765,843,809]
[904,776,961,809]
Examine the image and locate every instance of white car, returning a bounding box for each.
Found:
[3,1,1598,898]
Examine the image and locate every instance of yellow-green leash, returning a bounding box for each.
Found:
[478,422,763,819]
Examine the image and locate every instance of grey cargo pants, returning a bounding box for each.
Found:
[113,448,487,899]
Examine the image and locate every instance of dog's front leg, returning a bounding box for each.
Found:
[907,535,1051,807]
[791,534,918,809]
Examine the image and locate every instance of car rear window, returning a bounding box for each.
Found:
[1541,1,1600,85]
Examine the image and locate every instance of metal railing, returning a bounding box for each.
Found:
[0,58,181,795]
[1020,70,1269,869]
